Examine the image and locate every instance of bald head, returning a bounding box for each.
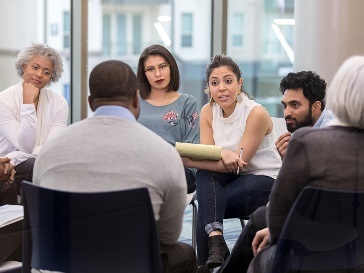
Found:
[88,60,139,117]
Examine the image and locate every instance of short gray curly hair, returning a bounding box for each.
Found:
[15,43,64,84]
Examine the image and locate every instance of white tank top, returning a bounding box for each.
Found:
[212,95,281,178]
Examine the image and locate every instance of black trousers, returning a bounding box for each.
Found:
[14,158,36,196]
[0,219,23,264]
[160,241,197,273]
[0,181,18,205]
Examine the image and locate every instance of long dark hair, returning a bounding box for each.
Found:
[137,44,180,99]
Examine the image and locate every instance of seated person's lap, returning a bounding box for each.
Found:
[160,241,197,273]
[0,220,23,264]
[14,158,36,195]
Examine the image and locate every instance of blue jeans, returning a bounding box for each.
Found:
[195,170,274,265]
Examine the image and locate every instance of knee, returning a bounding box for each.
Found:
[160,242,197,272]
[195,169,214,181]
[184,243,197,265]
[247,206,268,233]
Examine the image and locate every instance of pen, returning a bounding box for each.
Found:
[237,147,243,175]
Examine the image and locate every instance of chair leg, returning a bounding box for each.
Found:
[191,200,197,251]
[240,218,245,229]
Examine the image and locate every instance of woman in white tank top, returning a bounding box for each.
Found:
[182,55,281,269]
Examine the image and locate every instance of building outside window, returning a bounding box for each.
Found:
[232,13,244,47]
[102,14,111,56]
[63,11,70,49]
[132,15,142,55]
[181,13,193,47]
[117,14,127,55]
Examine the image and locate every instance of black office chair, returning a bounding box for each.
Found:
[271,186,364,273]
[187,192,198,250]
[21,181,163,273]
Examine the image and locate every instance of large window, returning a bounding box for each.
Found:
[88,0,212,116]
[87,0,293,118]
[0,0,295,120]
[0,1,71,101]
[227,0,295,117]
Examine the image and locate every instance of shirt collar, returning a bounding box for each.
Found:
[93,105,136,122]
[313,109,334,128]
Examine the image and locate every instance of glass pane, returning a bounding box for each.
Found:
[87,0,212,116]
[103,15,111,56]
[232,13,244,32]
[63,11,71,49]
[231,13,244,47]
[182,35,192,47]
[232,35,243,47]
[117,15,127,55]
[64,11,71,32]
[182,13,193,32]
[133,15,142,54]
[227,0,295,117]
[0,1,71,104]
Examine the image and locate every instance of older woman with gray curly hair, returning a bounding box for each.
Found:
[0,43,69,202]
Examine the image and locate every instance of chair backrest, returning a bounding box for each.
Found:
[21,181,162,273]
[271,186,364,273]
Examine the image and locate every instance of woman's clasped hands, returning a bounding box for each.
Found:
[0,158,16,190]
[221,149,247,174]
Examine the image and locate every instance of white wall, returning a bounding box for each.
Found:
[294,0,364,85]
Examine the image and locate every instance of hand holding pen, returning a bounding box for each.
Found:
[237,147,243,175]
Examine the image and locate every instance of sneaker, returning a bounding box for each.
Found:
[206,235,230,269]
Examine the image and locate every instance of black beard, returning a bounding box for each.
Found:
[286,109,314,133]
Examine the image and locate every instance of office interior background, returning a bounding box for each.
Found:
[1,0,363,124]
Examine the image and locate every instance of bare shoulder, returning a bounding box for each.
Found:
[200,103,212,120]
[247,105,273,133]
[201,103,211,113]
[249,105,271,120]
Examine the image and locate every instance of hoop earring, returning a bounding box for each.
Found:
[236,93,243,103]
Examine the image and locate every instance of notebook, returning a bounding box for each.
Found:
[175,142,222,161]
